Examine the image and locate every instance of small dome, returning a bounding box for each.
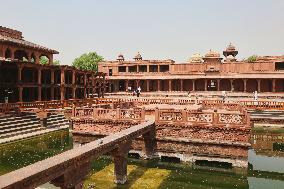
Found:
[226,42,236,51]
[189,53,203,63]
[134,52,142,60]
[205,49,220,58]
[117,53,124,61]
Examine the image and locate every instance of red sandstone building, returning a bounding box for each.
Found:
[99,45,284,93]
[0,26,105,102]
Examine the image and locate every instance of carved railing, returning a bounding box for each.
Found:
[72,107,145,121]
[155,108,250,128]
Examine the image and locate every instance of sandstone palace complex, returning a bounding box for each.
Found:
[99,46,284,93]
[0,26,105,103]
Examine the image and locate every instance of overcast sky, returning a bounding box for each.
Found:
[1,0,284,65]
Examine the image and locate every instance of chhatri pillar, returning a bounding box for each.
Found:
[38,68,42,101]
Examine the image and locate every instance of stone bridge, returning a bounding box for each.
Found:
[0,119,156,189]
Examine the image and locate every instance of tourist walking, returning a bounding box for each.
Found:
[137,86,141,97]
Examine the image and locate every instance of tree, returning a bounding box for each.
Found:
[39,56,60,65]
[246,55,258,63]
[53,59,60,65]
[72,52,103,71]
[39,56,49,65]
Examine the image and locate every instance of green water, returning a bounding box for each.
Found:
[1,128,284,189]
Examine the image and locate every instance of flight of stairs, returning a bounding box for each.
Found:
[46,114,70,128]
[0,113,43,139]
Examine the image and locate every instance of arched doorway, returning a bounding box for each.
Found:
[183,80,193,91]
[260,79,272,92]
[220,79,231,91]
[5,48,12,59]
[246,79,258,92]
[14,50,28,61]
[207,79,218,91]
[232,79,244,92]
[275,79,284,92]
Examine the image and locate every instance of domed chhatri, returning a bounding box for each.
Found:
[223,42,238,59]
[189,53,203,63]
[203,49,223,63]
[134,52,142,61]
[205,49,221,58]
[117,53,125,62]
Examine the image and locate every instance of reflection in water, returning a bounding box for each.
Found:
[1,128,284,188]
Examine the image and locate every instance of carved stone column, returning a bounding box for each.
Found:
[51,161,91,189]
[192,80,195,91]
[217,79,220,91]
[19,86,23,102]
[146,80,150,92]
[142,127,157,159]
[244,79,247,92]
[38,68,42,101]
[60,69,65,100]
[257,79,261,92]
[204,79,208,91]
[112,141,132,184]
[272,79,276,92]
[168,80,172,91]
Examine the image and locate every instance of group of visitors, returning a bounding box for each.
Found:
[128,86,141,97]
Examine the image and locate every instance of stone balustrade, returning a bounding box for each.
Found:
[155,108,250,128]
[72,107,146,121]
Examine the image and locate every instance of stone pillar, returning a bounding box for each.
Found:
[168,80,172,91]
[17,65,22,82]
[192,80,195,91]
[50,70,55,100]
[230,79,234,92]
[147,65,149,72]
[126,80,129,91]
[135,80,139,89]
[10,48,15,60]
[19,86,23,102]
[180,79,183,91]
[257,79,261,92]
[142,127,157,159]
[217,79,220,91]
[60,69,65,100]
[272,79,276,92]
[38,69,42,101]
[51,70,55,84]
[51,161,91,189]
[112,141,131,184]
[157,80,160,91]
[158,65,160,72]
[126,66,129,73]
[204,79,208,91]
[72,87,76,99]
[146,80,150,92]
[244,79,247,92]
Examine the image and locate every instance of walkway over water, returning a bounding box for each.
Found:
[0,119,155,189]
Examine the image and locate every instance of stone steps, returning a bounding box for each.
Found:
[0,127,44,139]
[0,123,42,135]
[0,120,40,130]
[46,114,69,128]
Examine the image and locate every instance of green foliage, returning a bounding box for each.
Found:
[246,55,258,63]
[72,52,103,71]
[53,59,60,65]
[39,56,49,65]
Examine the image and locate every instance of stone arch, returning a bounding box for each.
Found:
[5,48,12,59]
[183,80,193,91]
[149,80,158,91]
[232,79,244,92]
[39,54,50,65]
[172,80,181,91]
[246,79,258,92]
[14,49,28,61]
[220,79,231,91]
[31,53,36,63]
[195,79,205,91]
[160,80,169,91]
[260,79,272,92]
[275,79,284,92]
